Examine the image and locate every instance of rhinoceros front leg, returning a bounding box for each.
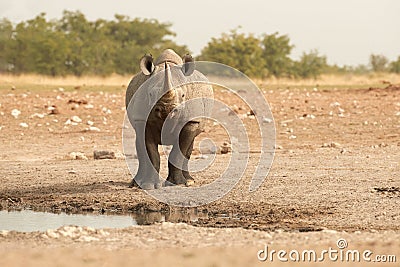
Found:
[166,122,200,186]
[130,121,161,190]
[182,139,195,186]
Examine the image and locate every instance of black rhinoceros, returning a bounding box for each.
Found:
[125,49,213,189]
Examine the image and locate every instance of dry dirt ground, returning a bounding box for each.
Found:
[0,79,399,266]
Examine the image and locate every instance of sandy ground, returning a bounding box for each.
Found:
[0,80,399,266]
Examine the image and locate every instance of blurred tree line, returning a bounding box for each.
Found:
[0,11,187,76]
[1,11,400,78]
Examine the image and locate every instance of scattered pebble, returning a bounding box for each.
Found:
[322,142,341,148]
[102,107,112,114]
[86,126,100,132]
[84,104,94,109]
[11,109,21,119]
[262,117,273,123]
[30,113,46,119]
[19,122,28,128]
[71,116,82,123]
[47,105,59,115]
[220,142,231,154]
[69,152,88,160]
[94,150,116,160]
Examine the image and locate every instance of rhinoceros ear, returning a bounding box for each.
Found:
[182,54,195,76]
[140,54,155,76]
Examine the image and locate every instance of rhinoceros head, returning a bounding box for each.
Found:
[139,49,194,121]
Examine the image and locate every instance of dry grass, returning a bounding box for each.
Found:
[1,72,400,90]
[0,73,132,88]
[255,73,400,88]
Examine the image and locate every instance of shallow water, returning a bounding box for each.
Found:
[0,210,138,232]
[0,209,207,232]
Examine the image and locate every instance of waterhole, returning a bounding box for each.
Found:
[0,209,208,232]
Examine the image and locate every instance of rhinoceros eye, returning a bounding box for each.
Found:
[182,94,185,98]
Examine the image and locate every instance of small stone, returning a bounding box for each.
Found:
[47,105,59,115]
[86,126,100,132]
[322,142,341,148]
[11,109,21,118]
[84,104,94,109]
[94,150,116,160]
[69,152,88,160]
[19,122,28,128]
[220,142,231,154]
[262,117,273,123]
[71,116,82,123]
[87,120,94,126]
[30,113,46,119]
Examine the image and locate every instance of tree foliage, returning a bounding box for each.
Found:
[389,56,400,73]
[260,32,293,77]
[0,11,187,76]
[369,54,388,72]
[1,11,399,78]
[199,29,266,78]
[293,50,328,79]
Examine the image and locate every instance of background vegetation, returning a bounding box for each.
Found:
[1,11,399,78]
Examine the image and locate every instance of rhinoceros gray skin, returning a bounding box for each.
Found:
[125,49,213,190]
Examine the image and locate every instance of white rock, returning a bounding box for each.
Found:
[11,109,21,118]
[30,113,46,119]
[19,122,28,128]
[87,120,94,126]
[69,152,88,160]
[395,111,400,116]
[65,119,72,125]
[87,126,100,132]
[84,104,94,109]
[71,116,82,123]
[262,117,273,123]
[102,107,112,114]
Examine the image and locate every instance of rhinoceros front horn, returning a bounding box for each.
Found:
[140,54,155,76]
[182,54,195,76]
